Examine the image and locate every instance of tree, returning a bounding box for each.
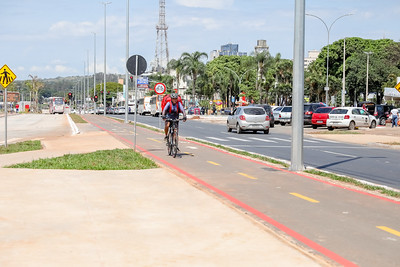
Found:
[180,51,208,102]
[167,58,184,91]
[26,75,44,112]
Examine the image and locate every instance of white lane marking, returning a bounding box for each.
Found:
[321,150,357,158]
[206,137,228,141]
[312,138,339,144]
[186,146,198,150]
[249,137,277,143]
[303,139,320,143]
[227,137,251,142]
[271,137,291,142]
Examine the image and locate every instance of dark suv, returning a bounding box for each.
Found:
[304,103,326,125]
[253,104,275,127]
[374,104,394,125]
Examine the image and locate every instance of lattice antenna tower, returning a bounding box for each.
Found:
[155,0,169,73]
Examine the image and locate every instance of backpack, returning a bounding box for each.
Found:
[161,94,183,113]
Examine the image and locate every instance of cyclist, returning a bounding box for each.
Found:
[162,93,187,141]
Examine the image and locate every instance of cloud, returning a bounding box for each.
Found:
[175,0,234,9]
[172,16,222,30]
[49,21,96,37]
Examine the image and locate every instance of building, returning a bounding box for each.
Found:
[254,40,269,54]
[304,50,320,69]
[209,50,220,60]
[219,43,247,57]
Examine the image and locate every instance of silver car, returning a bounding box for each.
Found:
[227,106,270,134]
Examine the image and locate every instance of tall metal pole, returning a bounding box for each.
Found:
[87,50,90,111]
[102,2,111,116]
[124,0,130,123]
[133,55,138,151]
[306,13,353,105]
[290,0,305,171]
[4,86,7,147]
[364,51,373,101]
[93,32,97,112]
[342,38,346,107]
[83,61,86,113]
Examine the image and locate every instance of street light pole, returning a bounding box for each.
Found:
[92,32,97,113]
[364,51,373,101]
[124,0,130,124]
[306,13,353,105]
[102,1,111,116]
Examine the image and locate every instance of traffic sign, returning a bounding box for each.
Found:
[126,55,147,75]
[154,83,166,95]
[0,64,17,88]
[395,82,400,93]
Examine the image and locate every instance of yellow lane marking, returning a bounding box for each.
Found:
[147,138,161,143]
[207,161,220,166]
[377,226,400,237]
[290,193,320,203]
[238,172,257,180]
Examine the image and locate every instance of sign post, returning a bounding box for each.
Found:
[0,64,17,148]
[126,55,147,151]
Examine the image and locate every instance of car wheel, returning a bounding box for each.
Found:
[227,122,232,132]
[328,127,334,131]
[264,129,269,134]
[379,117,386,126]
[370,120,376,129]
[270,122,274,128]
[348,121,355,130]
[280,122,286,126]
[236,124,242,134]
[312,125,317,129]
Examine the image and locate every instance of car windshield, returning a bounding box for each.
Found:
[281,106,292,112]
[330,109,348,114]
[243,108,265,115]
[315,107,333,114]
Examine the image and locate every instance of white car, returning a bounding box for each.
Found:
[227,106,270,134]
[326,107,377,130]
[278,106,292,126]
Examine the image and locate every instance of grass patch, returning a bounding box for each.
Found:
[305,169,400,198]
[6,149,158,170]
[186,137,289,168]
[69,114,87,123]
[311,130,362,135]
[0,140,42,154]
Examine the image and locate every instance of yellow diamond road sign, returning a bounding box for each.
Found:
[0,64,17,88]
[395,82,400,93]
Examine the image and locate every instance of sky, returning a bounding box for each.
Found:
[2,0,400,80]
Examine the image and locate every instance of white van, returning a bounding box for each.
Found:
[137,96,151,115]
[150,95,164,117]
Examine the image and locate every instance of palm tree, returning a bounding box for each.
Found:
[26,75,44,112]
[180,51,208,102]
[254,51,273,103]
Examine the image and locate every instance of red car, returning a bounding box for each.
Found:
[311,107,335,129]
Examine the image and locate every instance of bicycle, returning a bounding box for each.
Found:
[166,118,182,158]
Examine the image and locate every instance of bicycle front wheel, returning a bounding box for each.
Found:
[172,134,178,158]
[167,134,173,155]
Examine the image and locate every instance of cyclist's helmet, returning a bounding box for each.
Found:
[171,93,178,99]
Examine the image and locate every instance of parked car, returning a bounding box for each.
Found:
[272,106,283,124]
[253,104,275,128]
[227,106,270,134]
[96,107,105,114]
[326,107,377,130]
[114,106,126,114]
[374,104,394,125]
[187,107,201,115]
[304,103,326,125]
[278,106,292,126]
[311,107,335,128]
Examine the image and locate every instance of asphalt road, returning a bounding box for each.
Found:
[110,113,400,190]
[87,114,400,267]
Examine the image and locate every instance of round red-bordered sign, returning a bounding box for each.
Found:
[154,83,166,95]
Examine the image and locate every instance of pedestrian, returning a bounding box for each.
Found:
[390,107,399,128]
[212,105,216,115]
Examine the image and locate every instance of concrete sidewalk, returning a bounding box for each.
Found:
[0,123,325,266]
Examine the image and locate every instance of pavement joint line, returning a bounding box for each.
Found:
[376,226,400,237]
[290,193,320,203]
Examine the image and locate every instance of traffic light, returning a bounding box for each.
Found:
[130,76,133,82]
[94,95,98,102]
[68,92,73,100]
[107,91,110,95]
